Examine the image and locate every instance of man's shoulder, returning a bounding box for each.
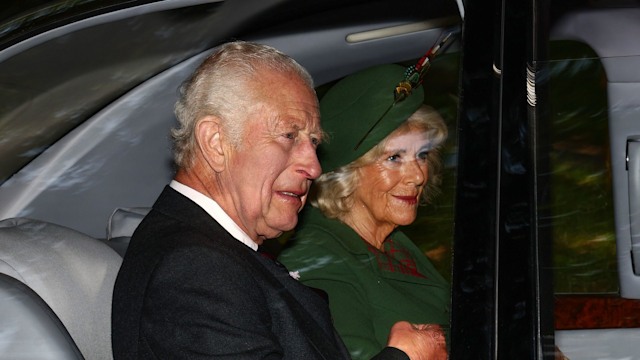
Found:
[113,202,264,302]
[129,207,247,264]
[127,186,232,251]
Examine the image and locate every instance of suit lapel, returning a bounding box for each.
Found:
[252,252,349,360]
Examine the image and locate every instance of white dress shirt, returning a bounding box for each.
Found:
[169,180,258,251]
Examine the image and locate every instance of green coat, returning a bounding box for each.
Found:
[278,206,450,360]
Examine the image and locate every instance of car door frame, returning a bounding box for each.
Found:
[449,0,556,358]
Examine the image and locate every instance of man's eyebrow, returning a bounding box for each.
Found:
[270,118,297,134]
[311,128,327,142]
[276,118,324,140]
[276,120,301,130]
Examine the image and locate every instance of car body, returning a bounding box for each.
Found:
[1,0,640,359]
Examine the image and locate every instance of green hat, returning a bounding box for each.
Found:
[318,64,424,173]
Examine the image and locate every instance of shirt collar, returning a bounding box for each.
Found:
[169,180,258,251]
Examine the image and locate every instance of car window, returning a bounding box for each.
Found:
[397,37,638,357]
[0,0,164,49]
[407,40,617,294]
[0,0,461,239]
[402,51,460,281]
[270,50,461,281]
[546,40,617,294]
[545,38,640,358]
[0,1,224,185]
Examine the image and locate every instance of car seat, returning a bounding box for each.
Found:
[106,207,150,257]
[0,274,83,359]
[0,217,123,359]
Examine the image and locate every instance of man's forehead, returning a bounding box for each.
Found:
[273,115,322,133]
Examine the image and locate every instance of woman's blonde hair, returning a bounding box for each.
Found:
[311,105,448,220]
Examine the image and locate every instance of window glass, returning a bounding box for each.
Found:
[271,52,461,283]
[546,40,617,294]
[398,41,619,293]
[548,40,640,342]
[0,2,222,185]
[0,0,160,49]
[403,51,460,281]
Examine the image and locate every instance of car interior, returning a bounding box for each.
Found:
[1,0,640,359]
[0,217,121,359]
[0,1,460,358]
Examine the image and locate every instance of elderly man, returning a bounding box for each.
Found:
[112,41,446,360]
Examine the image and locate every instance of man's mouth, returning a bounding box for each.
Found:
[280,191,302,199]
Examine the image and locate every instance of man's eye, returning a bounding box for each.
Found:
[284,132,296,140]
[311,137,320,146]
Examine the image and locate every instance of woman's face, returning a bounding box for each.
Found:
[352,127,431,229]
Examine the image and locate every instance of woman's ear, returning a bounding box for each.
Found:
[195,116,225,172]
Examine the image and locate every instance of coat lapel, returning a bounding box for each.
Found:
[252,253,350,360]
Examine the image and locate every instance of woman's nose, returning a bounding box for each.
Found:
[406,159,427,186]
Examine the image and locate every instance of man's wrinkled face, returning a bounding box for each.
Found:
[222,71,322,242]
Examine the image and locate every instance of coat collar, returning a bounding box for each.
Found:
[299,205,404,255]
[298,206,448,287]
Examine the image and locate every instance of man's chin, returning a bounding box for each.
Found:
[275,222,297,235]
[259,221,297,240]
[258,231,285,242]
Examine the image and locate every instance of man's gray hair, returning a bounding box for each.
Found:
[172,40,315,168]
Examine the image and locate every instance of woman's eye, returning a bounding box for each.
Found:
[284,132,296,140]
[311,137,320,146]
[418,151,429,161]
[387,154,400,162]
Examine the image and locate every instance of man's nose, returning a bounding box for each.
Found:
[296,140,322,179]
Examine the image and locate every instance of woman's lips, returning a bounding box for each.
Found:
[393,195,418,204]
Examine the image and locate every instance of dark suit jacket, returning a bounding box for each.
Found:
[112,186,407,360]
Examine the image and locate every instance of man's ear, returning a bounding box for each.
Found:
[195,116,226,172]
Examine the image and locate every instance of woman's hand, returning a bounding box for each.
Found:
[387,321,448,360]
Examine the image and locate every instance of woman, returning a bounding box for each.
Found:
[278,63,450,360]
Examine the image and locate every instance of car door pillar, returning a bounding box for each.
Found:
[449,0,554,358]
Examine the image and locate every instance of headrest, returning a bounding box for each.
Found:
[0,218,122,359]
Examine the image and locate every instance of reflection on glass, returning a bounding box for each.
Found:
[0,3,221,185]
[547,40,617,294]
[402,52,460,281]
